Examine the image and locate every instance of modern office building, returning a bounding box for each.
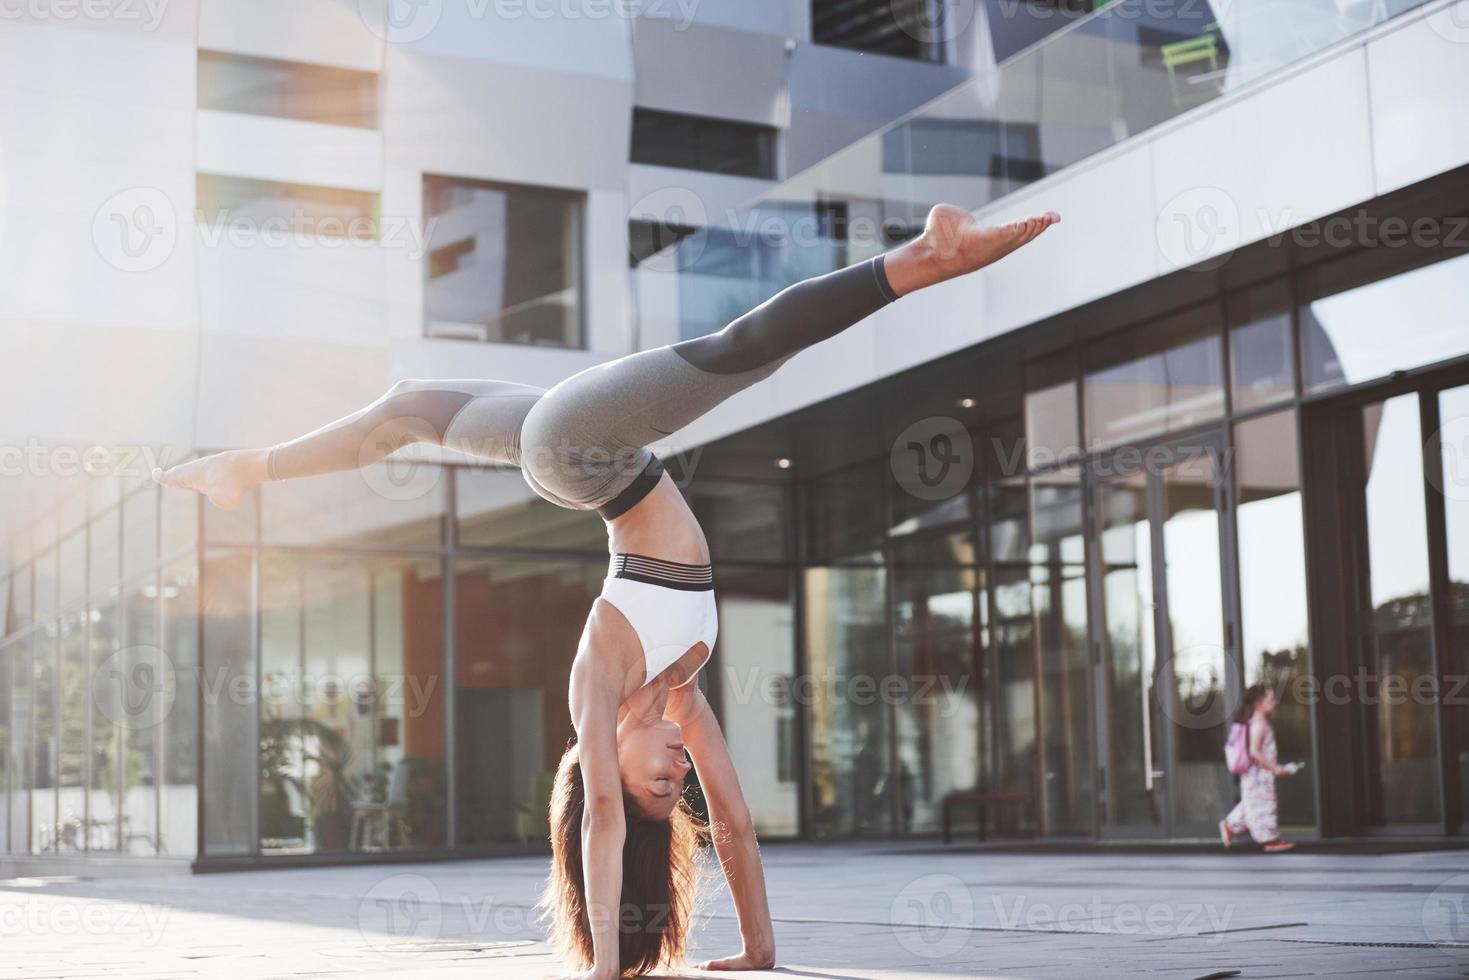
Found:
[1,0,1467,872]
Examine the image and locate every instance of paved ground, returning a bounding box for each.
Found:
[4,842,1469,979]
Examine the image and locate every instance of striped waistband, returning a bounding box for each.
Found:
[609,553,714,592]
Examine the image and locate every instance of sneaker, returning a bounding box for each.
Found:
[1263,839,1296,853]
[1219,819,1233,848]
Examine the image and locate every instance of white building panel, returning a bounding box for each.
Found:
[1365,0,1469,195]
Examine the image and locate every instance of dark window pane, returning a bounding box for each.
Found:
[893,564,980,834]
[259,554,446,855]
[198,50,379,129]
[883,118,1004,178]
[1025,353,1079,469]
[423,175,583,347]
[1085,305,1224,450]
[201,551,256,858]
[805,565,891,837]
[454,558,601,846]
[812,0,941,61]
[196,174,378,241]
[631,109,777,179]
[456,467,604,552]
[686,479,791,563]
[1228,280,1295,412]
[1029,468,1091,834]
[804,463,886,563]
[628,219,697,268]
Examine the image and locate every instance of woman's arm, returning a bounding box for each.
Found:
[567,603,636,980]
[667,685,776,970]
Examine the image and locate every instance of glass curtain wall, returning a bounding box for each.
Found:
[0,475,201,860]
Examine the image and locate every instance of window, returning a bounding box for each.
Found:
[1024,353,1079,469]
[883,119,1004,178]
[812,0,942,61]
[1228,280,1295,412]
[195,175,378,241]
[628,218,697,268]
[631,109,777,179]
[1084,305,1225,450]
[198,51,379,129]
[1301,252,1469,394]
[423,175,583,348]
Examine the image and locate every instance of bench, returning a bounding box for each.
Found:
[941,790,1036,844]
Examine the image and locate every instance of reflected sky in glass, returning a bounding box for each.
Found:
[1304,253,1469,393]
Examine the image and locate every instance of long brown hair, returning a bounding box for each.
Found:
[1233,681,1271,724]
[538,742,707,977]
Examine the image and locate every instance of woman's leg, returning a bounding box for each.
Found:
[519,204,1060,517]
[154,378,543,509]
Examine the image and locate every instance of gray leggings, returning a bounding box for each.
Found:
[268,254,898,517]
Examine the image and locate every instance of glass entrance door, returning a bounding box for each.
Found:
[1093,435,1237,838]
[1304,365,1469,836]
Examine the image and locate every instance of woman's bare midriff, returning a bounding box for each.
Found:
[604,472,710,565]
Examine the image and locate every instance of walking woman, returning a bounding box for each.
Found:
[155,203,1059,977]
[1221,683,1297,854]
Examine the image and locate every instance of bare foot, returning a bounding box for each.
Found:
[152,449,269,510]
[885,203,1060,295]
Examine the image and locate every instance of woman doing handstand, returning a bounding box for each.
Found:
[155,203,1058,978]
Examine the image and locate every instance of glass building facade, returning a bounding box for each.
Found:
[4,191,1463,866]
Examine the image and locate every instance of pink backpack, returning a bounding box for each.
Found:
[1224,722,1251,775]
